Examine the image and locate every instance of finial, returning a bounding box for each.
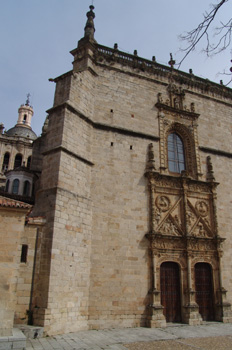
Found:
[26,93,31,106]
[206,156,215,182]
[0,123,4,135]
[146,143,156,172]
[168,53,175,68]
[84,5,95,40]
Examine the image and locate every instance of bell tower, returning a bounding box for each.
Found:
[16,93,34,129]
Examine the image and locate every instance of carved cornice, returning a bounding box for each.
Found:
[155,102,200,120]
[145,170,217,191]
[94,43,232,101]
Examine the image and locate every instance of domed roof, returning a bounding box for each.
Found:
[6,126,37,140]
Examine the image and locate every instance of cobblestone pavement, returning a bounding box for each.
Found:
[26,323,232,350]
[124,336,232,350]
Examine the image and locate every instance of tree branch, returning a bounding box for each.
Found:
[178,0,230,68]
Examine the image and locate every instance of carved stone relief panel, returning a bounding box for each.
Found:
[187,198,213,237]
[153,194,184,237]
[145,143,231,325]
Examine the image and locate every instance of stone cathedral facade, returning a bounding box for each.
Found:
[1,6,232,337]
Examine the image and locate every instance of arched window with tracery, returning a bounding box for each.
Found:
[12,179,19,194]
[2,152,10,172]
[14,154,22,169]
[167,133,185,173]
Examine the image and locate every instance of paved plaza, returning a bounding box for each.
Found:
[26,323,232,350]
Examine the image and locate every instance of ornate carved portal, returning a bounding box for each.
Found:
[145,145,232,327]
[156,83,202,179]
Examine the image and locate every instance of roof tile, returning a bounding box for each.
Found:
[0,195,32,209]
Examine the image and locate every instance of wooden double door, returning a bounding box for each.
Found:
[160,262,181,322]
[195,263,214,321]
[161,261,214,323]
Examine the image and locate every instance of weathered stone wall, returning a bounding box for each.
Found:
[87,60,232,328]
[14,224,37,324]
[32,76,94,334]
[31,42,232,334]
[0,207,30,335]
[89,130,151,329]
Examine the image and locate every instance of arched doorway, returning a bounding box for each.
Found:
[195,263,214,321]
[160,262,181,322]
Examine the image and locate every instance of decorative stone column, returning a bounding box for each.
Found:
[145,144,166,328]
[181,175,202,325]
[183,249,202,325]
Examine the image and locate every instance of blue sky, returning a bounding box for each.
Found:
[0,0,231,135]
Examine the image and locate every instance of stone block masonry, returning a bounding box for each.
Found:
[30,13,232,334]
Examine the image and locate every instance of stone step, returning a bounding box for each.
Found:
[14,324,44,339]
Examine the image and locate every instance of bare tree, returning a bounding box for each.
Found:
[178,0,232,83]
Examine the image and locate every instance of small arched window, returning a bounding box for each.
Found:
[2,152,10,171]
[167,133,185,173]
[12,179,19,194]
[14,154,22,169]
[23,180,30,196]
[27,156,31,169]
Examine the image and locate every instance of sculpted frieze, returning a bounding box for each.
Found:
[188,183,211,193]
[152,238,185,251]
[152,176,181,189]
[187,239,215,252]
